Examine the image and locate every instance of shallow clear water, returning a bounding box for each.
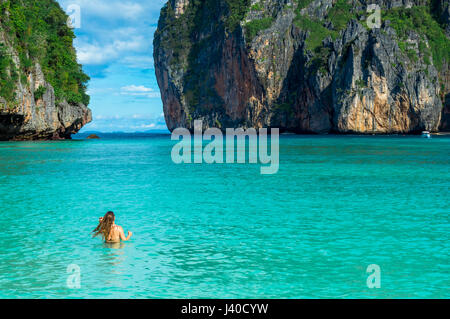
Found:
[0,134,448,299]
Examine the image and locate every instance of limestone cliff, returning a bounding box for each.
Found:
[154,0,450,133]
[0,0,91,140]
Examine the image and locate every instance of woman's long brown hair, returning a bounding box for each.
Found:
[93,211,115,240]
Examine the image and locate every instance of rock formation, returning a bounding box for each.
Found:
[0,0,91,140]
[154,0,450,134]
[0,62,91,140]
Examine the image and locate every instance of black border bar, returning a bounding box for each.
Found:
[1,299,447,317]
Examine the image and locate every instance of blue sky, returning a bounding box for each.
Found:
[56,0,168,132]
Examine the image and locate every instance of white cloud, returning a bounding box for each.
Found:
[121,56,154,69]
[138,123,156,129]
[76,35,148,65]
[120,85,161,98]
[121,85,154,92]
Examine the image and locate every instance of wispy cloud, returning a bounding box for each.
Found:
[76,34,148,65]
[120,85,161,98]
[121,56,154,69]
[121,85,154,92]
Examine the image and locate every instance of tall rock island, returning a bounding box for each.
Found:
[154,0,450,134]
[0,0,91,140]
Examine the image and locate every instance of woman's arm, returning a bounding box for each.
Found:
[119,226,132,241]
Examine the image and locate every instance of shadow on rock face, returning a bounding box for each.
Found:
[0,114,24,141]
[440,93,450,131]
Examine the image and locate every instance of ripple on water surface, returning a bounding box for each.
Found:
[0,136,449,298]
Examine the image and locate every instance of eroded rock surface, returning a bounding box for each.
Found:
[0,63,91,140]
[0,2,91,141]
[154,0,450,133]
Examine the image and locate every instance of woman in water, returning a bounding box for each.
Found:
[93,211,132,243]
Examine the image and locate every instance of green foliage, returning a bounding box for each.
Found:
[407,49,419,63]
[250,3,263,12]
[384,6,450,69]
[155,2,189,66]
[398,41,407,53]
[293,0,356,52]
[355,79,366,88]
[224,0,251,32]
[294,14,337,51]
[295,0,315,10]
[293,0,448,78]
[34,85,46,101]
[0,44,18,104]
[273,101,295,118]
[245,17,275,42]
[0,0,89,105]
[310,46,332,75]
[327,0,353,31]
[418,41,432,65]
[398,40,420,64]
[155,0,221,65]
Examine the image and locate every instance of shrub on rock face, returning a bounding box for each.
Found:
[34,86,46,101]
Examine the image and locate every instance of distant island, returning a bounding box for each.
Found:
[0,0,91,141]
[154,0,450,134]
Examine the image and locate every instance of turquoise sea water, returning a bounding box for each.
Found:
[0,134,448,299]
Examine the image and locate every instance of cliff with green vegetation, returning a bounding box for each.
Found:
[154,0,450,133]
[0,0,91,140]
